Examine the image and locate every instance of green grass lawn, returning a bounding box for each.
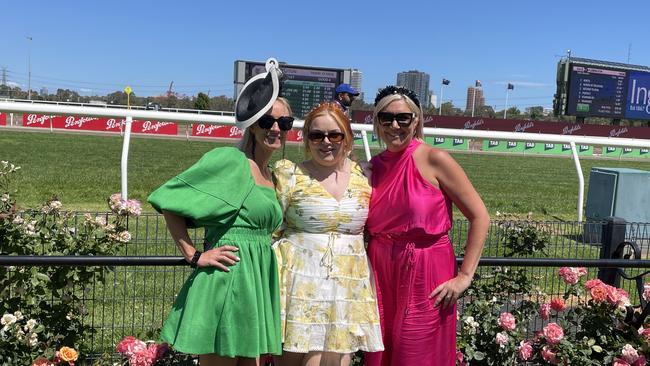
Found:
[2,129,650,219]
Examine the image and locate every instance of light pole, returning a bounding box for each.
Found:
[439,78,450,115]
[504,83,514,119]
[26,36,32,100]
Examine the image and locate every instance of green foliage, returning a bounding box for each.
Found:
[498,220,549,257]
[0,161,133,364]
[193,92,210,110]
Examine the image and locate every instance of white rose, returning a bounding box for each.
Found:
[1,314,17,326]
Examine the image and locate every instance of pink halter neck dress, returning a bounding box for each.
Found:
[365,139,457,366]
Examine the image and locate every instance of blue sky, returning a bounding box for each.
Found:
[2,0,649,111]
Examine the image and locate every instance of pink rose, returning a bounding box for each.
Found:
[498,312,516,331]
[543,322,564,345]
[614,358,632,366]
[550,298,566,312]
[590,284,608,303]
[541,345,559,365]
[607,285,622,305]
[518,340,533,360]
[634,354,647,366]
[540,303,551,320]
[639,327,650,341]
[585,278,604,289]
[129,348,156,366]
[456,350,467,366]
[495,332,509,347]
[617,288,631,307]
[558,267,585,284]
[116,336,147,357]
[622,344,640,364]
[31,357,51,366]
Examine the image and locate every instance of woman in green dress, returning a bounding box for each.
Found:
[148,59,293,366]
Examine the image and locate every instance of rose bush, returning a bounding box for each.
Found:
[457,220,650,365]
[0,161,141,364]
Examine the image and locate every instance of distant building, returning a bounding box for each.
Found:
[396,70,431,108]
[40,87,48,96]
[465,86,485,112]
[350,69,363,101]
[430,93,438,109]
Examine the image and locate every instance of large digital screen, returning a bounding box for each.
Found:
[566,63,650,120]
[240,61,346,119]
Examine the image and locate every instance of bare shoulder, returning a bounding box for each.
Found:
[247,158,263,181]
[416,142,454,168]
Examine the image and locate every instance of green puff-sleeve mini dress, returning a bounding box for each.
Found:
[148,147,283,357]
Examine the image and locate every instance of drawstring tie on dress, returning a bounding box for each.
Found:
[320,232,339,278]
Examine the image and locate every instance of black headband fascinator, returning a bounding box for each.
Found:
[235,58,284,130]
[374,86,421,108]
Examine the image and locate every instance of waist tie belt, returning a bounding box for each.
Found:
[320,232,340,278]
[405,242,417,315]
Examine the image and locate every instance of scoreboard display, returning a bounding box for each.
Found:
[235,60,348,119]
[562,59,650,121]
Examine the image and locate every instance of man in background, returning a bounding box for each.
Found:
[332,83,360,114]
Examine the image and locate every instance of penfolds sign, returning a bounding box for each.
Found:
[132,120,177,135]
[351,111,650,139]
[0,113,6,126]
[23,114,57,128]
[192,124,244,138]
[191,123,303,142]
[22,114,177,135]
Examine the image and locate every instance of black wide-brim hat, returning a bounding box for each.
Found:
[235,58,282,130]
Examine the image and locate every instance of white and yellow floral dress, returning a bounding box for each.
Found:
[273,158,384,353]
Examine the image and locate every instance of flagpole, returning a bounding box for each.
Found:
[439,84,444,116]
[504,88,510,119]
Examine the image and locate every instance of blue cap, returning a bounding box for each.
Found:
[335,83,360,96]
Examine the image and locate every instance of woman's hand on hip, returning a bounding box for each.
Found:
[198,245,240,271]
[429,273,472,309]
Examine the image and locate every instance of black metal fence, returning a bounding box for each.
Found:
[3,213,650,361]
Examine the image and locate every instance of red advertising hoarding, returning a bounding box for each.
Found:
[191,123,303,142]
[22,114,178,135]
[351,111,650,140]
[0,113,6,126]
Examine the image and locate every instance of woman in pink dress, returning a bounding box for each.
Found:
[364,86,490,366]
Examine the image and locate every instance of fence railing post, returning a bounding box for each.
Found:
[598,216,627,287]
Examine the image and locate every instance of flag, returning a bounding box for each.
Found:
[507,83,514,90]
[442,78,450,85]
[475,80,482,87]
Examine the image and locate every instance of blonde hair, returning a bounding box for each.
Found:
[302,102,353,158]
[372,93,424,142]
[237,97,293,154]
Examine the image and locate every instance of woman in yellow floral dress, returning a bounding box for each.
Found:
[273,103,383,366]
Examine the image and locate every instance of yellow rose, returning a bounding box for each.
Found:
[58,346,78,362]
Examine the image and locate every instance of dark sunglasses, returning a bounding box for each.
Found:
[307,131,345,143]
[377,112,414,127]
[258,115,294,131]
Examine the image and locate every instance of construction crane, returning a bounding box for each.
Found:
[166,81,174,98]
